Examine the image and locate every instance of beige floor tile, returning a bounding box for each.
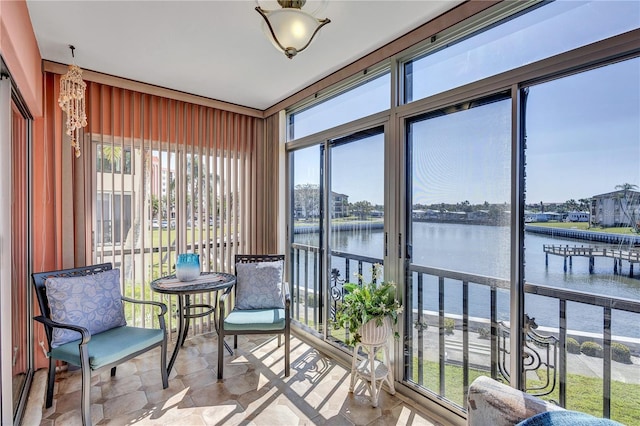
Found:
[145,378,186,404]
[102,390,148,419]
[199,403,248,425]
[369,403,445,426]
[100,374,143,400]
[33,334,447,426]
[188,382,238,407]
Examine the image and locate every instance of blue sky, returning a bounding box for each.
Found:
[526,57,640,203]
[293,1,640,207]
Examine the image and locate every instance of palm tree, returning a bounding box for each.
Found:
[565,199,579,212]
[614,183,639,229]
[578,198,592,228]
[615,183,638,192]
[578,198,591,211]
[185,155,219,225]
[101,144,122,168]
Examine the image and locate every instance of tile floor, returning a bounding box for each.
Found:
[29,333,446,425]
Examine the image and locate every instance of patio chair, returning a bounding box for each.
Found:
[33,263,168,426]
[217,254,290,380]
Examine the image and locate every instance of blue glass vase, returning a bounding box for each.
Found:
[176,253,200,281]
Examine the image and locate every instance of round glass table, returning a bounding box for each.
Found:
[151,271,236,374]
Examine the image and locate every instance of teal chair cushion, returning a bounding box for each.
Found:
[223,308,286,331]
[49,326,164,370]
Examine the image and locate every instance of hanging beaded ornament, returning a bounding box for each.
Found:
[58,48,87,158]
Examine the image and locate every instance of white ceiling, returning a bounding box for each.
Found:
[26,0,462,111]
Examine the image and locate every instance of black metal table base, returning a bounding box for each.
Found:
[150,272,236,377]
[167,294,233,375]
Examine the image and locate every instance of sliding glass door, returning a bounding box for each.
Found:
[10,94,32,423]
[404,93,513,408]
[523,57,640,421]
[289,125,386,347]
[0,70,33,425]
[289,145,323,332]
[325,126,385,345]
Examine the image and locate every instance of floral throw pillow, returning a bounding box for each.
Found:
[45,268,127,347]
[235,260,284,310]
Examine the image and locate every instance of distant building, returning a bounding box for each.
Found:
[590,190,640,227]
[565,211,590,222]
[468,210,490,221]
[525,212,549,223]
[332,192,349,218]
[442,211,466,221]
[293,189,350,219]
[412,209,440,220]
[96,146,138,246]
[546,212,562,221]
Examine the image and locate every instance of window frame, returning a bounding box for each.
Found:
[283,0,640,419]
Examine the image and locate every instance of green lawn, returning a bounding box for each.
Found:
[407,358,639,425]
[120,225,224,327]
[528,221,639,235]
[529,369,640,424]
[149,225,222,247]
[272,311,640,424]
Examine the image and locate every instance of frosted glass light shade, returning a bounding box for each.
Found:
[256,3,330,58]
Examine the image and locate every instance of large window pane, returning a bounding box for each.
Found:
[290,145,322,331]
[524,58,640,423]
[289,128,386,345]
[405,94,512,409]
[405,1,639,103]
[289,73,390,140]
[327,127,385,346]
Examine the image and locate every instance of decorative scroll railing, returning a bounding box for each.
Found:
[498,314,560,397]
[289,242,640,419]
[329,268,345,324]
[289,242,381,331]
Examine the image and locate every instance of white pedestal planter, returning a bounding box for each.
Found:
[349,316,396,407]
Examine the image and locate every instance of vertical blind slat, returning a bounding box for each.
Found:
[79,78,271,340]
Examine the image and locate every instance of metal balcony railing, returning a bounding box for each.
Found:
[289,242,640,419]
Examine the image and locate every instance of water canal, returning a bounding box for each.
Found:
[294,222,640,339]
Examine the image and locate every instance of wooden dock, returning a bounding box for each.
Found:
[543,244,640,276]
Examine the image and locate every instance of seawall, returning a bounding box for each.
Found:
[295,221,383,234]
[525,225,640,245]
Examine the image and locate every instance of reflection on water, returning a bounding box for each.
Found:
[294,222,640,338]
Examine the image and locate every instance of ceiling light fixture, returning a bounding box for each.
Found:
[58,45,87,158]
[255,0,330,59]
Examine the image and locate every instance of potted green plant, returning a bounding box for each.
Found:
[334,264,403,345]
